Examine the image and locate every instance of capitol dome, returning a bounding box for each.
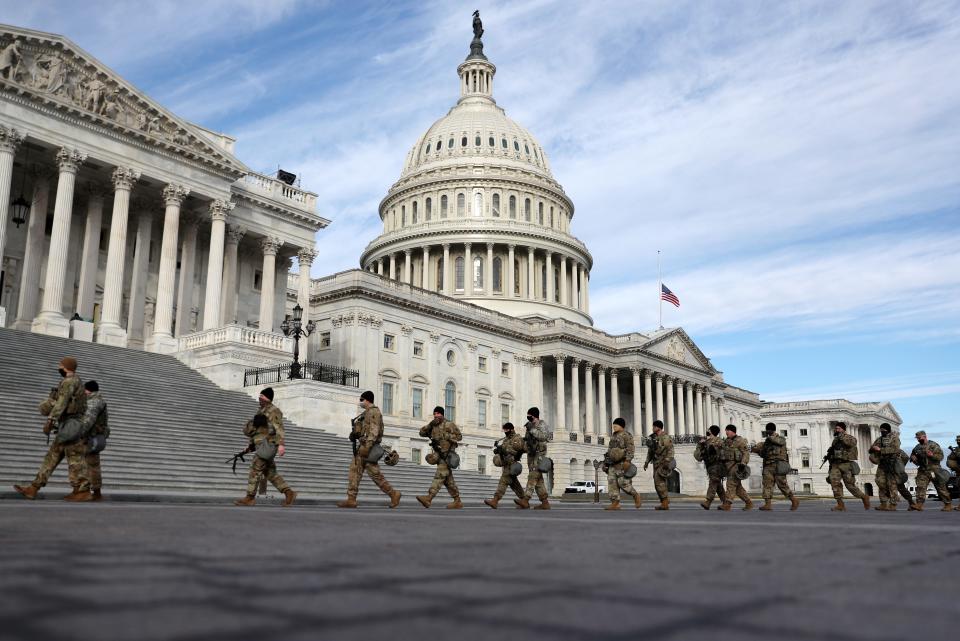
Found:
[360,23,593,325]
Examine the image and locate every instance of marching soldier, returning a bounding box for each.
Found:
[824,421,870,511]
[695,424,727,510]
[235,388,297,507]
[78,380,109,501]
[14,357,90,502]
[338,390,401,508]
[516,407,551,509]
[719,424,753,511]
[752,422,799,511]
[643,419,674,510]
[603,418,642,510]
[484,422,526,508]
[948,435,960,478]
[911,430,953,511]
[868,423,908,511]
[416,406,463,509]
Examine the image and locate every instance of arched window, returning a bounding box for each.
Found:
[455,256,465,291]
[513,140,520,152]
[436,257,444,291]
[423,144,429,157]
[412,201,418,224]
[524,198,531,222]
[514,259,521,295]
[401,205,406,227]
[493,257,503,292]
[488,136,495,147]
[447,137,454,149]
[549,206,554,228]
[524,143,530,155]
[492,193,500,217]
[475,135,481,146]
[457,193,465,217]
[444,381,456,421]
[435,141,442,152]
[425,197,432,221]
[501,137,508,149]
[540,263,547,300]
[509,195,516,219]
[554,267,560,302]
[538,202,544,225]
[461,136,468,147]
[473,192,482,217]
[474,256,484,289]
[392,210,397,229]
[440,195,448,218]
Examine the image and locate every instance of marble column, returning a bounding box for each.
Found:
[559,256,568,306]
[610,368,620,418]
[525,247,534,299]
[654,373,664,425]
[297,246,317,312]
[705,390,714,427]
[598,366,608,435]
[92,166,139,345]
[220,224,246,325]
[531,357,543,410]
[545,252,554,303]
[421,246,430,289]
[125,208,154,348]
[376,258,384,276]
[631,367,642,435]
[388,254,396,280]
[13,166,53,330]
[174,214,198,337]
[0,126,24,327]
[665,376,675,433]
[75,184,107,320]
[32,148,87,338]
[442,244,451,295]
[643,370,653,435]
[695,386,705,433]
[554,354,566,433]
[717,398,725,427]
[675,379,686,435]
[584,270,590,314]
[486,243,493,294]
[685,382,696,435]
[575,263,583,310]
[403,249,412,284]
[258,236,283,332]
[507,244,515,297]
[148,184,189,351]
[584,363,595,435]
[570,359,581,435]
[464,243,472,293]
[201,199,233,331]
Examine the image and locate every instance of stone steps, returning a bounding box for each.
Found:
[0,328,497,499]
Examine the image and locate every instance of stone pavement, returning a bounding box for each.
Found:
[0,500,954,641]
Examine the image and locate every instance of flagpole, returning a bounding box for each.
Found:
[657,250,662,329]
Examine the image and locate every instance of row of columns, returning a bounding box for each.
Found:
[367,242,590,314]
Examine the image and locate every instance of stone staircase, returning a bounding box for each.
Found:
[0,328,496,501]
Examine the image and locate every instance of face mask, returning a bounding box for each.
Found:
[58,368,67,378]
[526,416,534,423]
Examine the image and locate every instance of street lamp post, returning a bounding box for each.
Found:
[280,303,315,379]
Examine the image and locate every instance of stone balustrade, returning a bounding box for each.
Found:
[178,325,293,352]
[238,172,318,212]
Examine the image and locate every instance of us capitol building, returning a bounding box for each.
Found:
[0,21,902,496]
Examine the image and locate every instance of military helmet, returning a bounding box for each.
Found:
[383,450,400,466]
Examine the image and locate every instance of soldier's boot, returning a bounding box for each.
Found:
[861,495,870,510]
[907,502,921,511]
[282,489,297,507]
[389,490,402,508]
[62,487,79,501]
[513,497,530,509]
[336,497,357,508]
[92,489,103,502]
[416,495,432,508]
[831,499,846,511]
[632,493,642,509]
[915,500,925,511]
[234,494,256,507]
[604,500,621,511]
[65,490,93,502]
[700,499,712,510]
[759,499,773,511]
[534,499,551,510]
[655,498,669,510]
[874,501,887,511]
[484,497,500,509]
[720,501,733,511]
[446,497,463,509]
[742,498,754,511]
[790,496,800,511]
[940,502,953,512]
[14,484,39,500]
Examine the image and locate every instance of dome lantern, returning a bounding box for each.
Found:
[458,11,495,102]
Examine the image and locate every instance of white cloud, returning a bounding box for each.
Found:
[762,370,960,403]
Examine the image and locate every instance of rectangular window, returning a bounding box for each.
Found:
[383,334,395,351]
[413,341,424,358]
[802,482,811,494]
[478,454,487,475]
[501,361,510,377]
[253,270,263,292]
[780,429,788,437]
[412,388,423,419]
[501,403,510,424]
[801,454,810,468]
[382,382,394,415]
[478,356,487,372]
[478,399,487,427]
[492,193,500,217]
[319,331,331,349]
[800,428,808,436]
[412,448,421,464]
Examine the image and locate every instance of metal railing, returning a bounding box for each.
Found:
[244,361,359,388]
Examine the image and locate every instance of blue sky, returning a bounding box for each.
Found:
[7,1,960,440]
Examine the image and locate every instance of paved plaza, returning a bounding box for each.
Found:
[1,499,955,641]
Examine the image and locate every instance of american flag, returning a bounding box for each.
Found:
[661,284,680,308]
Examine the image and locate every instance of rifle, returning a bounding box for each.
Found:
[225,444,254,474]
[429,437,449,463]
[820,441,838,469]
[349,413,364,457]
[43,418,55,445]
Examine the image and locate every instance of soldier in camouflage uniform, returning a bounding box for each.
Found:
[719,425,753,511]
[947,435,960,482]
[14,357,90,501]
[484,422,526,508]
[752,422,799,511]
[235,388,297,507]
[825,422,870,511]
[603,418,642,510]
[77,380,109,501]
[696,425,727,509]
[338,390,401,508]
[416,407,463,509]
[643,420,674,510]
[868,423,909,511]
[911,430,952,511]
[515,406,551,509]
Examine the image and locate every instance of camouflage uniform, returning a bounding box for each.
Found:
[419,418,462,501]
[346,405,396,500]
[752,433,795,502]
[32,375,89,491]
[694,435,727,506]
[243,402,290,495]
[605,429,640,505]
[492,431,526,501]
[870,432,903,508]
[719,435,751,508]
[522,420,550,503]
[644,432,675,502]
[826,433,866,501]
[912,440,951,506]
[78,391,109,491]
